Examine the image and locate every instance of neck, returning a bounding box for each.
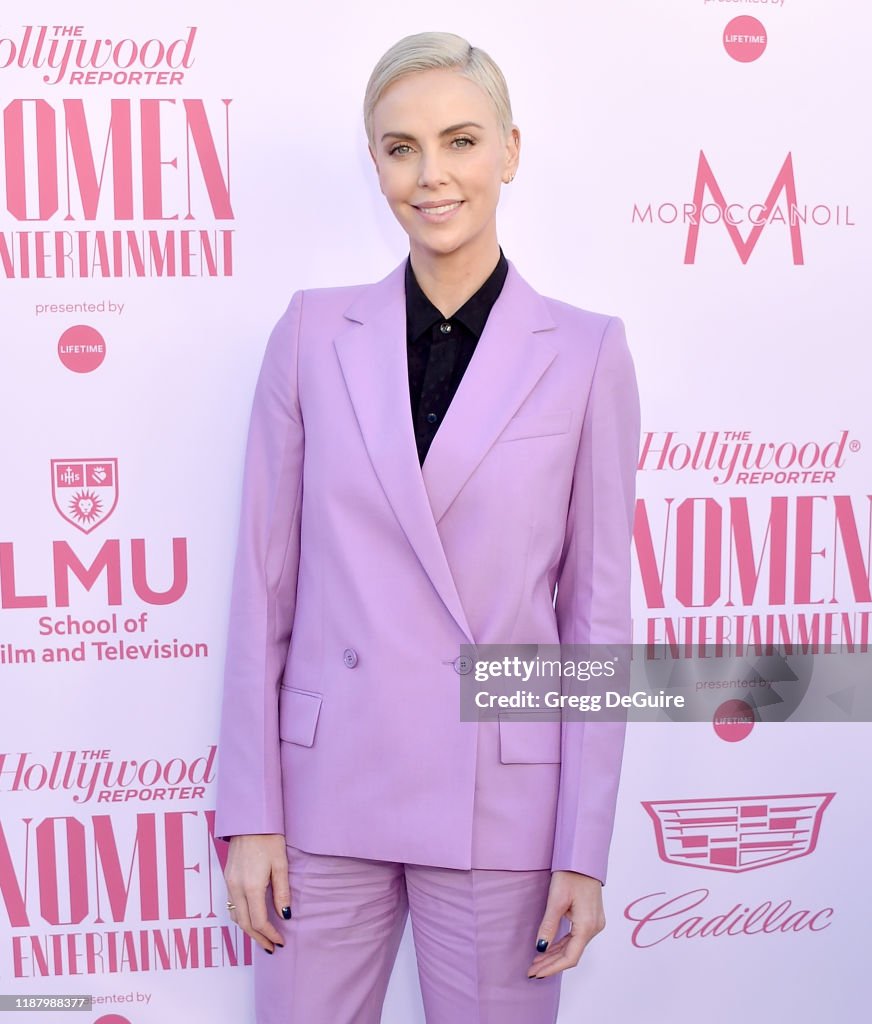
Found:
[409,235,501,318]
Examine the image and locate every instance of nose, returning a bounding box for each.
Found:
[416,147,450,189]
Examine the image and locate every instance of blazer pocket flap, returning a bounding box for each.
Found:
[278,687,322,747]
[498,712,561,764]
[498,409,572,443]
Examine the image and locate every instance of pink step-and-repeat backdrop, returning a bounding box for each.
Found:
[2,1,868,1021]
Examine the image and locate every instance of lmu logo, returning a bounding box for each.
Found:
[632,151,854,265]
[643,793,834,872]
[51,459,118,533]
[1,457,187,610]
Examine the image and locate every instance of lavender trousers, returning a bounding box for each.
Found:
[253,844,563,1024]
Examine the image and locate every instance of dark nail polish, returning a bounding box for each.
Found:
[275,942,284,948]
[281,906,292,920]
[536,938,549,953]
[263,948,273,955]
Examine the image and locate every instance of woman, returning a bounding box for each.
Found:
[215,31,640,1024]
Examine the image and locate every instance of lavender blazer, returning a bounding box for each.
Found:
[213,259,640,884]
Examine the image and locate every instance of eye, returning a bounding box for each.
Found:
[388,142,414,156]
[451,136,475,148]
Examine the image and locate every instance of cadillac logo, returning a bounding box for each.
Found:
[642,793,834,873]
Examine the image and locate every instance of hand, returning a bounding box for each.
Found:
[527,870,605,978]
[224,834,292,953]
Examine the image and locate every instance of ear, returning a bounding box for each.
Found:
[502,125,521,183]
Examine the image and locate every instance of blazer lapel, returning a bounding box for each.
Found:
[333,263,475,643]
[333,259,558,644]
[422,262,558,523]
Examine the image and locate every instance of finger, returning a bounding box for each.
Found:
[244,885,286,949]
[230,885,278,953]
[533,893,568,955]
[529,932,571,965]
[229,891,260,948]
[529,943,574,974]
[271,859,293,922]
[529,903,604,966]
[234,893,262,948]
[527,933,571,975]
[225,881,246,930]
[529,930,588,978]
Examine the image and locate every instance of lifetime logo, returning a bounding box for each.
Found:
[632,152,855,265]
[723,15,768,63]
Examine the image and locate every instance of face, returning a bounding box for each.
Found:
[369,68,520,264]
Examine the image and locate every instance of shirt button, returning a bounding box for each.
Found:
[426,412,438,424]
[343,648,358,668]
[453,655,473,675]
[439,322,452,334]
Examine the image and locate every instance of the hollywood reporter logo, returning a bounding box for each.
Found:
[0,25,197,86]
[0,746,216,804]
[632,151,854,264]
[0,458,187,609]
[638,429,856,486]
[624,794,836,948]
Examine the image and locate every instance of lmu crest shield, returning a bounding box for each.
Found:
[51,459,119,534]
[642,793,834,873]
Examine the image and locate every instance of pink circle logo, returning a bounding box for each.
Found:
[94,1016,132,1024]
[57,324,106,373]
[723,16,767,63]
[713,699,755,742]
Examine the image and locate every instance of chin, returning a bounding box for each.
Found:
[409,230,477,258]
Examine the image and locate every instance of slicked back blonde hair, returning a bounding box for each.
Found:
[364,32,514,148]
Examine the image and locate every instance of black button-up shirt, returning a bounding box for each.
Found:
[405,250,509,465]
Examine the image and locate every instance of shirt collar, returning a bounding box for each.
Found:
[405,249,509,341]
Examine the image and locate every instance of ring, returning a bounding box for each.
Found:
[226,900,236,910]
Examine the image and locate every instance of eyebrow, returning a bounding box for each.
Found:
[380,121,486,142]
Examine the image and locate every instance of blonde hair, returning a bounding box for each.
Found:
[363,32,514,148]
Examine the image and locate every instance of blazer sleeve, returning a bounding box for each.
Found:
[551,315,641,884]
[213,291,305,842]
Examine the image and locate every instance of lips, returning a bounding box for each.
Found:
[413,200,463,220]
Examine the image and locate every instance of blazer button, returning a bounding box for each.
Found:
[453,654,473,675]
[343,648,358,668]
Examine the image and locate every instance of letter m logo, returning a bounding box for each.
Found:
[684,151,804,265]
